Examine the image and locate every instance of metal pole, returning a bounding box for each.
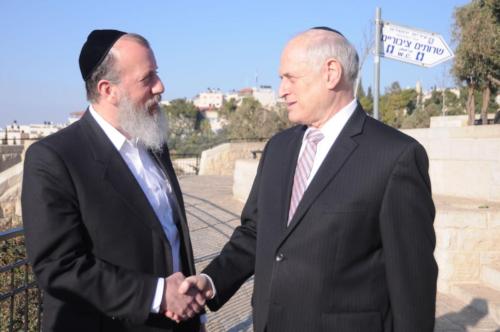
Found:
[374,7,381,120]
[442,89,446,116]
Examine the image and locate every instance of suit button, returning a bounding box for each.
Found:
[276,253,284,262]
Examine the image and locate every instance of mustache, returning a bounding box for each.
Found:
[144,95,162,116]
[145,95,162,109]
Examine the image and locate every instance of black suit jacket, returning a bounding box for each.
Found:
[21,111,200,332]
[204,105,437,332]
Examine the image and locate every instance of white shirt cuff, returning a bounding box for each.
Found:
[201,273,216,299]
[151,278,164,313]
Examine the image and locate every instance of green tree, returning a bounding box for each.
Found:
[385,81,402,94]
[357,79,366,99]
[162,98,227,154]
[380,83,418,128]
[162,99,199,152]
[424,88,443,108]
[452,0,500,124]
[443,89,465,115]
[174,119,226,155]
[219,98,238,119]
[223,97,291,140]
[359,86,374,115]
[401,104,441,129]
[163,98,199,133]
[401,89,442,129]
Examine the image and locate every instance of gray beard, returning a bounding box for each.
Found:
[117,95,168,152]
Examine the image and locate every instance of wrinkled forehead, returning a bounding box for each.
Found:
[112,38,158,75]
[279,42,314,76]
[281,36,309,62]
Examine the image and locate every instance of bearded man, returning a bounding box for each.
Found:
[22,30,205,332]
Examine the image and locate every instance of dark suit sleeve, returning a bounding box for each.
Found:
[202,144,269,311]
[379,141,437,332]
[21,142,157,324]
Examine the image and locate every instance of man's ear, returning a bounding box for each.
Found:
[97,79,119,104]
[325,58,342,90]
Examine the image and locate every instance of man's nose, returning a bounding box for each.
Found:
[153,77,165,95]
[278,80,288,98]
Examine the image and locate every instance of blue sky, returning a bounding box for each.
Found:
[0,0,469,125]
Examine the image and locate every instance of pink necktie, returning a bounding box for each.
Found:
[288,128,324,225]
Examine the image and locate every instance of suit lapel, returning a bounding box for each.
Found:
[278,106,367,245]
[79,111,168,241]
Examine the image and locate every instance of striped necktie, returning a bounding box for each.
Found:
[288,128,324,225]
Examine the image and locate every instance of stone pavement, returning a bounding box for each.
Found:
[179,175,500,332]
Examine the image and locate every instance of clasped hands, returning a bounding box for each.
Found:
[161,272,213,322]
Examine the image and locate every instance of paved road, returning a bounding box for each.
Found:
[179,175,499,332]
[181,175,252,332]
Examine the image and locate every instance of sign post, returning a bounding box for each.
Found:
[381,22,454,67]
[372,9,454,121]
[374,7,381,121]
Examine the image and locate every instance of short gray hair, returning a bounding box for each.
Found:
[85,33,152,102]
[299,29,359,87]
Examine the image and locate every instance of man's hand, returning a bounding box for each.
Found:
[164,274,214,322]
[179,275,214,299]
[161,272,204,322]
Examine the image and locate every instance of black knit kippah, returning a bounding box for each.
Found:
[78,29,127,81]
[310,26,344,37]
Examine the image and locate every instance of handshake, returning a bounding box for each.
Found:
[161,272,214,322]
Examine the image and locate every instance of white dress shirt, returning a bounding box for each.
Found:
[89,106,179,313]
[299,99,358,187]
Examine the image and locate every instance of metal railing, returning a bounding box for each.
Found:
[170,153,200,175]
[0,228,42,332]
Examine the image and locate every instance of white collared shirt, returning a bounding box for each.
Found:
[299,99,358,186]
[89,106,179,313]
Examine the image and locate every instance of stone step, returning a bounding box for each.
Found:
[451,283,500,325]
[434,194,500,211]
[482,263,500,291]
[433,195,500,232]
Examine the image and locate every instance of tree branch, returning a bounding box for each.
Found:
[487,74,500,86]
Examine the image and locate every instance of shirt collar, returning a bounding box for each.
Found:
[305,98,358,139]
[89,105,129,151]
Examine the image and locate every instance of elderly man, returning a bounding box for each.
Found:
[22,30,204,331]
[179,27,437,332]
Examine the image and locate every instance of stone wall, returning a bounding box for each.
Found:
[0,140,33,230]
[0,163,23,230]
[402,124,500,202]
[199,142,266,176]
[233,159,259,202]
[231,125,500,204]
[434,198,500,293]
[430,115,469,128]
[0,145,23,172]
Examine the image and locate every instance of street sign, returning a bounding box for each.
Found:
[380,21,454,67]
